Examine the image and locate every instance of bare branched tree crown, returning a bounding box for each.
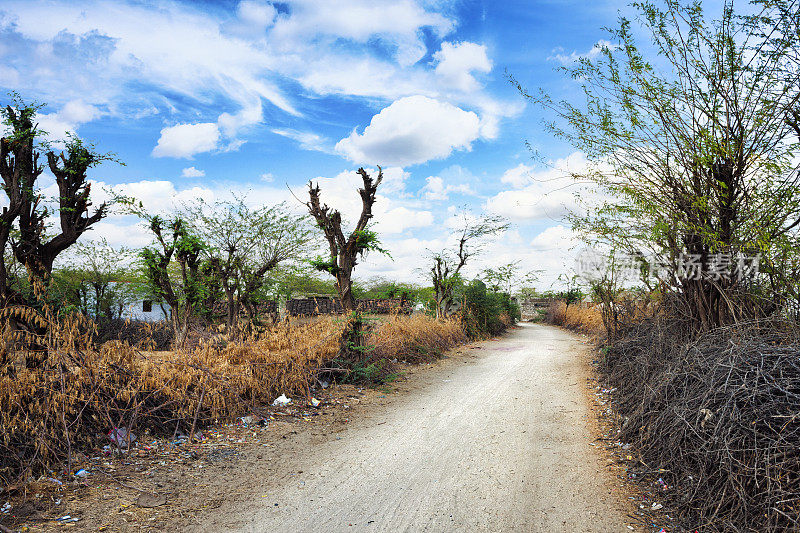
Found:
[305,166,386,312]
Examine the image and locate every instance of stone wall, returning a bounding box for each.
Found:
[210,299,277,318]
[286,297,411,316]
[519,298,554,320]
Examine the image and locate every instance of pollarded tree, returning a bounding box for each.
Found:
[0,102,39,307]
[0,97,117,306]
[512,0,800,329]
[430,213,509,319]
[305,167,388,355]
[305,167,386,313]
[13,137,110,290]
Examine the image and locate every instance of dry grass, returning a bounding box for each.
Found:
[546,301,604,335]
[367,313,466,363]
[0,309,465,487]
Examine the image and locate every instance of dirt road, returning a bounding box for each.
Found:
[205,324,629,532]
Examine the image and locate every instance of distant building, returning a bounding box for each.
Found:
[84,281,168,322]
[120,297,168,322]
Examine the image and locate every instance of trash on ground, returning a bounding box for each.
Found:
[310,398,321,407]
[239,415,266,426]
[272,394,292,406]
[108,428,137,446]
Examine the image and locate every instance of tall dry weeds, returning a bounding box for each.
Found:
[0,308,344,486]
[367,313,466,363]
[546,301,604,336]
[0,309,467,487]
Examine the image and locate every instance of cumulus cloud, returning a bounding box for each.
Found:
[433,41,492,92]
[336,96,482,166]
[152,123,221,158]
[376,206,434,234]
[181,166,206,178]
[35,100,101,143]
[0,0,523,162]
[500,163,533,188]
[421,175,475,201]
[530,224,580,251]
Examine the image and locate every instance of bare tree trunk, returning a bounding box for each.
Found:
[224,286,237,330]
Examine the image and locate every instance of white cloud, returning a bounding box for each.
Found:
[271,0,453,66]
[376,206,434,234]
[35,100,101,143]
[378,166,410,195]
[530,224,580,251]
[485,152,602,221]
[500,163,533,188]
[433,41,492,92]
[60,100,101,124]
[421,175,475,201]
[548,39,615,65]
[336,95,482,166]
[0,0,526,160]
[224,0,277,38]
[260,172,274,182]
[272,128,331,153]
[181,166,206,178]
[152,122,221,158]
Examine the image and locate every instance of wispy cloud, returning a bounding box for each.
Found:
[548,39,615,66]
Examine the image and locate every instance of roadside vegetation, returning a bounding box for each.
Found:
[0,95,519,489]
[526,1,800,530]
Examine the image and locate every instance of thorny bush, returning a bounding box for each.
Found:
[601,308,800,532]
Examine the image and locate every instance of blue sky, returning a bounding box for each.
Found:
[0,0,630,287]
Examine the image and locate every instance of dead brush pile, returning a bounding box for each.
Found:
[602,315,800,532]
[0,307,343,487]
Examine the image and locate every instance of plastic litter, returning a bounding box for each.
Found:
[74,469,88,478]
[651,502,663,510]
[272,394,292,406]
[108,427,137,446]
[1,501,11,514]
[310,398,321,407]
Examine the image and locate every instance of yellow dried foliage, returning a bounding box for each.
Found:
[367,313,466,362]
[0,309,466,487]
[547,301,604,335]
[0,310,343,486]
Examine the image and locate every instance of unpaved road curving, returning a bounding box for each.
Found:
[204,324,630,532]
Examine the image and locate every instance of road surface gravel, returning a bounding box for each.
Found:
[209,323,629,533]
